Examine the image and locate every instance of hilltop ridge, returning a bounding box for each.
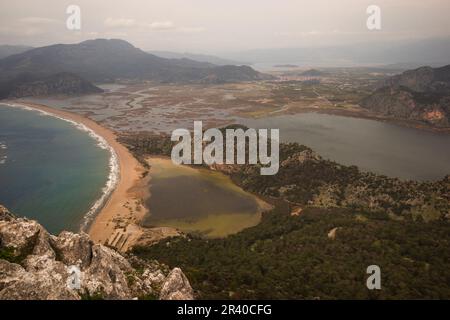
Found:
[0,39,271,85]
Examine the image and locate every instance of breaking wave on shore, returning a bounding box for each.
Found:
[0,141,7,165]
[2,102,119,231]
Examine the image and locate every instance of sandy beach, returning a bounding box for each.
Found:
[11,102,150,251]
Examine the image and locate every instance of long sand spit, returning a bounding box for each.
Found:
[5,102,149,250]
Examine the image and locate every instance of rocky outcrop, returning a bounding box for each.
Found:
[281,149,322,166]
[0,206,193,300]
[49,231,93,269]
[327,227,339,240]
[160,268,195,300]
[361,86,450,127]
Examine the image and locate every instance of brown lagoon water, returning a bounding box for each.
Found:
[142,158,269,237]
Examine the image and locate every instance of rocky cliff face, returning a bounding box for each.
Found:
[360,65,450,127]
[380,66,450,93]
[0,205,194,300]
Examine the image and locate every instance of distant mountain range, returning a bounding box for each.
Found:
[273,64,299,68]
[0,39,271,98]
[222,37,450,68]
[361,65,450,127]
[1,39,269,84]
[148,50,247,66]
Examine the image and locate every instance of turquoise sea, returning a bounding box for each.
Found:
[0,104,111,234]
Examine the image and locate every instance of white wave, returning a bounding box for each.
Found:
[1,103,120,231]
[0,141,6,165]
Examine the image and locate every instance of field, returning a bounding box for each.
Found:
[18,67,398,134]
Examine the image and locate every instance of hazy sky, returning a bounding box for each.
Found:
[1,0,449,53]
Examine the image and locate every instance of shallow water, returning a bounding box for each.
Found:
[143,158,265,237]
[239,113,450,181]
[0,105,110,233]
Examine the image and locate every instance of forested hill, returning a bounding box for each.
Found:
[0,39,271,84]
[361,65,450,127]
[120,132,450,299]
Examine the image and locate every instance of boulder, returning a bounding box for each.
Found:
[160,268,194,300]
[0,218,41,258]
[0,258,78,300]
[82,244,133,299]
[0,205,13,221]
[0,205,194,300]
[50,231,93,269]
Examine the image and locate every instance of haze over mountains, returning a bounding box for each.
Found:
[221,37,450,68]
[2,36,450,73]
[2,37,450,118]
[0,39,272,98]
[148,51,247,66]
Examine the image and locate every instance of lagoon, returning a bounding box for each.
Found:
[239,113,450,181]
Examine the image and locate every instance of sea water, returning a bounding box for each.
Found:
[0,104,112,234]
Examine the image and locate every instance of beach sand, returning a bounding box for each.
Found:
[4,101,272,250]
[13,102,150,251]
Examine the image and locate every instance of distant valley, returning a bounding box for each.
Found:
[2,39,450,131]
[148,50,247,66]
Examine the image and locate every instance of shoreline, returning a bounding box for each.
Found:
[238,104,450,134]
[2,101,149,250]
